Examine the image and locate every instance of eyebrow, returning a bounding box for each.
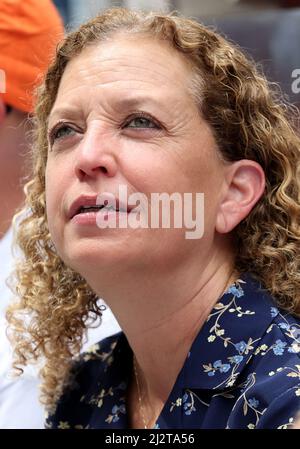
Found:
[48,106,81,128]
[113,95,164,110]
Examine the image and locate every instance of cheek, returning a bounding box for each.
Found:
[176,148,225,236]
[120,149,183,194]
[45,163,57,212]
[45,166,53,218]
[45,161,66,239]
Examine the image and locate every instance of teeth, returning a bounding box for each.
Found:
[79,205,103,213]
[77,203,128,215]
[100,205,118,212]
[78,205,121,214]
[82,205,102,209]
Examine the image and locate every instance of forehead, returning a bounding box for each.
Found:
[52,35,197,111]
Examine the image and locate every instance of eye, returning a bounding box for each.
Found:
[124,115,160,130]
[48,123,77,145]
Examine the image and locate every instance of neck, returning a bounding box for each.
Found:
[89,240,237,424]
[131,263,236,423]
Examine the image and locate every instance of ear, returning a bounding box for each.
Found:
[216,159,265,234]
[0,97,6,124]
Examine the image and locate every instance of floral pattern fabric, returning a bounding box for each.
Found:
[45,273,300,429]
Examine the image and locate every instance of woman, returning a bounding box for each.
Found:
[7,8,300,429]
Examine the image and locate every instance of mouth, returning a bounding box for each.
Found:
[68,195,132,220]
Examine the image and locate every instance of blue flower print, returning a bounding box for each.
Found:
[112,405,119,414]
[183,403,194,415]
[213,360,222,369]
[182,393,189,403]
[278,322,290,330]
[271,307,279,318]
[235,341,247,353]
[182,391,196,416]
[119,404,126,414]
[110,403,126,422]
[220,364,231,373]
[229,355,244,364]
[272,339,287,355]
[213,360,231,373]
[248,398,260,409]
[227,285,244,298]
[288,344,300,354]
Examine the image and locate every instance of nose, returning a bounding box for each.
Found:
[74,125,118,180]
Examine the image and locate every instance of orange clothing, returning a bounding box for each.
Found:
[0,0,64,113]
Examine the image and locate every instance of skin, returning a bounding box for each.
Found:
[45,36,265,428]
[0,100,30,237]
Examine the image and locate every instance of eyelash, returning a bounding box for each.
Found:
[122,112,161,130]
[48,112,162,147]
[48,121,75,146]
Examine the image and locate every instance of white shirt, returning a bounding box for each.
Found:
[0,226,121,429]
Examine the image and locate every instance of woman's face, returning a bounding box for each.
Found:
[45,36,228,282]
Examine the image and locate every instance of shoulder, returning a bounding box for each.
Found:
[201,273,300,429]
[253,307,300,404]
[228,308,300,429]
[252,306,300,381]
[69,332,123,391]
[45,332,124,429]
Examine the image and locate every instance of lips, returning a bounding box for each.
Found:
[68,194,133,220]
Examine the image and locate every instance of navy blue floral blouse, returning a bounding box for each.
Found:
[46,273,300,429]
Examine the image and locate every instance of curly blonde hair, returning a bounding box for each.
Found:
[6,8,300,412]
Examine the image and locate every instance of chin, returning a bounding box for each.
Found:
[60,238,136,276]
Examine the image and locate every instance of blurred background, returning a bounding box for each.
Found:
[53,0,300,107]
